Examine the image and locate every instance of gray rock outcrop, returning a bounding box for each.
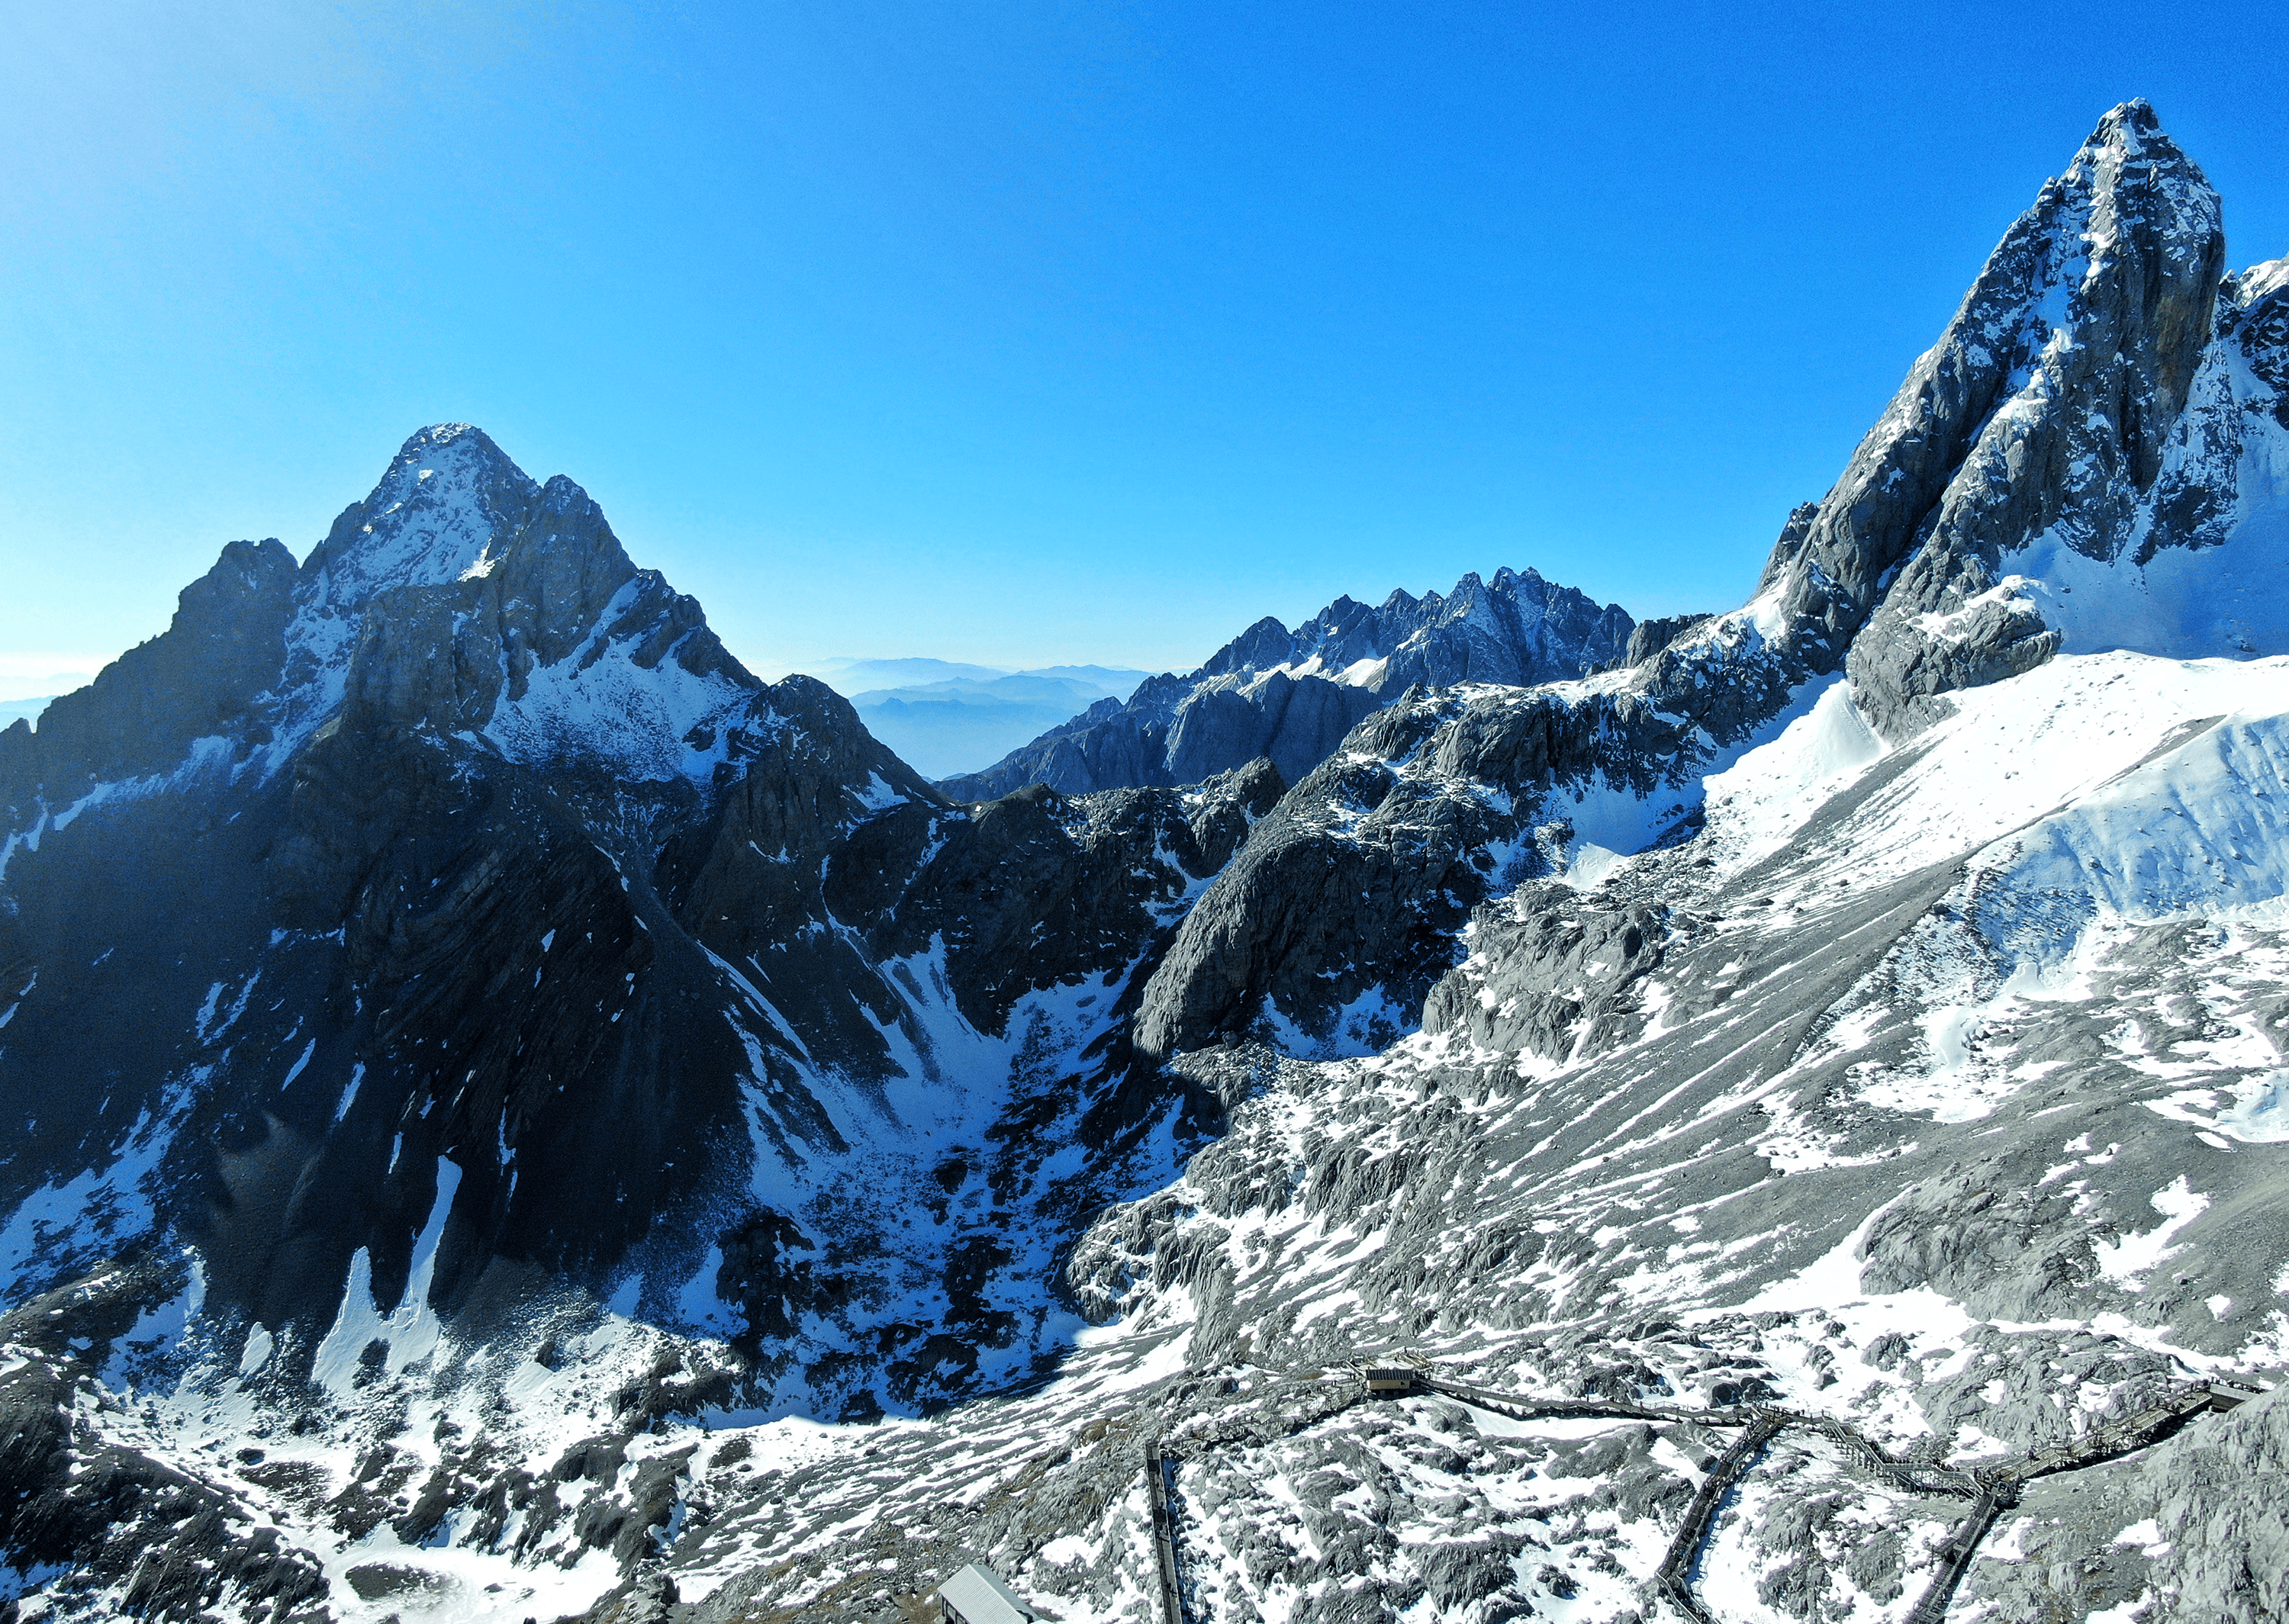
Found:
[0,537,298,812]
[1844,100,2233,732]
[939,567,1634,801]
[1133,101,2289,1057]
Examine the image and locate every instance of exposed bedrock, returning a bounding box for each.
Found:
[1130,670,1751,1060]
[1844,101,2238,732]
[1132,694,1514,1060]
[0,536,298,815]
[1613,611,1715,667]
[941,567,1634,801]
[0,1258,333,1624]
[1161,669,1384,788]
[1965,1386,2289,1624]
[1418,881,1669,1061]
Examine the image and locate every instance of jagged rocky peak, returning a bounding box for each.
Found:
[270,425,758,787]
[1804,98,2281,732]
[1129,100,2289,1064]
[0,416,1260,1425]
[1,536,301,806]
[2236,251,2289,307]
[1219,562,1633,692]
[326,426,718,658]
[4,423,768,815]
[303,422,544,607]
[1197,614,1299,677]
[942,562,1634,800]
[1763,101,2222,645]
[1534,98,2280,749]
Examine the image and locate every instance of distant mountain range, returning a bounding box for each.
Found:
[7,99,2289,1624]
[796,658,1150,778]
[938,567,1642,800]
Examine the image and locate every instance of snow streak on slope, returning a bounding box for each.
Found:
[691,941,1190,1412]
[481,584,754,784]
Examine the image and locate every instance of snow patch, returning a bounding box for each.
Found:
[311,1159,463,1390]
[2093,1177,2210,1288]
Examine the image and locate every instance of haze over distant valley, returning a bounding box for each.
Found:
[797,658,1151,780]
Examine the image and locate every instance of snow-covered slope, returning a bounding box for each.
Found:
[629,651,2289,1624]
[7,101,2289,1624]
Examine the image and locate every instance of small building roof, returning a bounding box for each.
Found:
[938,1562,1037,1624]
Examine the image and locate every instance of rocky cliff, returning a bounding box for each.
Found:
[938,566,1634,802]
[4,101,2289,1624]
[1132,100,2289,1063]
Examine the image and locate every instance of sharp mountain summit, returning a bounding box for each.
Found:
[4,101,2289,1624]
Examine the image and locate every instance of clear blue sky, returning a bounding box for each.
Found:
[4,1,2284,693]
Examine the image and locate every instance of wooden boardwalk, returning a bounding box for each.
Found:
[1898,1381,2238,1624]
[1415,1370,2251,1623]
[1122,1365,2256,1624]
[1141,1437,1187,1624]
[1651,1410,1785,1624]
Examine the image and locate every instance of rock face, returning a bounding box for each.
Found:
[1842,101,2236,732]
[1131,683,1697,1060]
[0,425,1266,1420]
[938,567,1634,801]
[1969,1384,2289,1624]
[0,1255,332,1622]
[1134,101,2289,1057]
[7,101,2289,1624]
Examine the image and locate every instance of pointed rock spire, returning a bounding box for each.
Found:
[1770,100,2226,663]
[1653,101,2243,735]
[301,424,545,612]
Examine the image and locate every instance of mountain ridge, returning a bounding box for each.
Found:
[939,564,1637,802]
[3,98,2289,1624]
[1122,98,2289,1064]
[0,423,1238,1407]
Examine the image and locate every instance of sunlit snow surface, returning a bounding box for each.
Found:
[481,581,755,784]
[18,387,2289,1615]
[1704,652,2289,911]
[26,649,2284,1623]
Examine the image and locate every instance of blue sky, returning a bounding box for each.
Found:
[4,1,2284,693]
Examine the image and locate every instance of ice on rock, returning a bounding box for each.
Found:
[8,101,2289,1624]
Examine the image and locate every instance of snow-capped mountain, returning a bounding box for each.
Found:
[938,568,1636,802]
[0,423,1290,1616]
[1123,100,2289,1070]
[4,99,2289,1624]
